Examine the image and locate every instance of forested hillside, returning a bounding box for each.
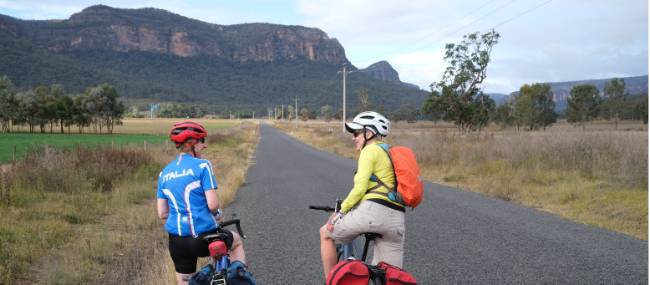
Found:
[0,6,428,116]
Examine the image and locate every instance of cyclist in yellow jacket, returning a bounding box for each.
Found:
[319,111,406,278]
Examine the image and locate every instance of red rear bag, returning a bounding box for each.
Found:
[377,262,418,285]
[326,260,371,285]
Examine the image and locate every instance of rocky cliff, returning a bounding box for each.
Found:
[0,5,428,113]
[0,5,348,64]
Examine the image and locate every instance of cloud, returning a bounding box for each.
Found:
[294,0,648,93]
[0,0,646,93]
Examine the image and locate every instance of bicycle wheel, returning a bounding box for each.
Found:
[337,237,364,261]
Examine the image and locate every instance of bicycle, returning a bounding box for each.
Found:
[190,215,255,285]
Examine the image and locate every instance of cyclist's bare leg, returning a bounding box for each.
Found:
[175,272,192,285]
[229,231,246,264]
[319,224,337,278]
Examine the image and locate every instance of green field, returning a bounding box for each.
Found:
[0,118,239,163]
[0,133,167,163]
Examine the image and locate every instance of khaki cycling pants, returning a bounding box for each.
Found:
[328,200,405,268]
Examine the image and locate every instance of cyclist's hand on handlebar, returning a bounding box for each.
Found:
[326,212,343,232]
[212,208,224,222]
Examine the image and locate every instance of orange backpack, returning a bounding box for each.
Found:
[370,143,424,208]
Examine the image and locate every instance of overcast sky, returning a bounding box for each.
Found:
[0,0,647,93]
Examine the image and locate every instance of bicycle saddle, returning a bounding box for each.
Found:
[202,233,230,243]
[362,233,383,240]
[203,233,230,258]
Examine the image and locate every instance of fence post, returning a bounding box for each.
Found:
[144,140,147,152]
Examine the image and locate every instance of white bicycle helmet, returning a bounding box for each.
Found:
[345,111,391,136]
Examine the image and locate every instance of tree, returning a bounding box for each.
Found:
[55,93,74,134]
[72,94,92,133]
[287,105,295,120]
[299,107,314,121]
[33,85,53,133]
[18,90,41,133]
[320,105,333,122]
[92,83,124,134]
[423,30,500,131]
[392,104,419,122]
[49,84,69,133]
[159,103,202,118]
[0,76,18,133]
[632,96,648,124]
[494,100,515,128]
[333,109,342,120]
[513,83,557,130]
[357,88,372,112]
[566,84,600,129]
[603,78,626,129]
[421,88,445,124]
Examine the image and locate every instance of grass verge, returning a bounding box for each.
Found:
[0,121,259,285]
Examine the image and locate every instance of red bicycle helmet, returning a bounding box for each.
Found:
[170,121,207,146]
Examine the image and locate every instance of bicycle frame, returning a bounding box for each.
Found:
[310,200,380,263]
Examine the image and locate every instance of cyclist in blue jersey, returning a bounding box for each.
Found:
[157,121,246,285]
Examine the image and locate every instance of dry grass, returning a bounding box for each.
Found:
[7,118,240,135]
[275,120,648,240]
[114,118,240,134]
[0,121,259,285]
[0,145,164,284]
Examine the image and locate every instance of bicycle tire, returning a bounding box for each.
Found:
[337,238,364,261]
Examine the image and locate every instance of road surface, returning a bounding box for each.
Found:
[225,124,647,284]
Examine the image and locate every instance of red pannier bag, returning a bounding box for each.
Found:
[377,262,418,285]
[326,260,371,285]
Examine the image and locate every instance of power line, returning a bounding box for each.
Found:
[385,0,517,60]
[444,0,517,39]
[353,0,499,65]
[493,0,553,28]
[352,0,498,64]
[353,0,554,70]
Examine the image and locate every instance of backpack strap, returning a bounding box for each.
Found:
[377,143,397,193]
[366,143,402,204]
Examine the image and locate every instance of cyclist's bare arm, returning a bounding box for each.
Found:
[157,198,169,220]
[206,189,219,212]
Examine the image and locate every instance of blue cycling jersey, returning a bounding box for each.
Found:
[157,153,219,237]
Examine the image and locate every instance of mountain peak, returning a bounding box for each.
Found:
[362,61,401,83]
[70,5,190,24]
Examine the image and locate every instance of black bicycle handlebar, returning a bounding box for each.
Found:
[309,199,342,213]
[219,219,246,239]
[309,205,336,212]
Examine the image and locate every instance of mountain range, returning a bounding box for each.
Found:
[0,5,427,115]
[488,75,648,110]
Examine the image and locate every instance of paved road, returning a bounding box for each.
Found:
[226,124,647,284]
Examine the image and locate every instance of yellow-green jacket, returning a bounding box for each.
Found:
[340,141,405,213]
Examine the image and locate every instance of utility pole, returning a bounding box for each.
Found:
[295,96,298,128]
[281,104,284,120]
[338,63,348,132]
[252,111,255,120]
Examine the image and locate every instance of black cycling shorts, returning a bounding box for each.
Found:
[168,228,234,274]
